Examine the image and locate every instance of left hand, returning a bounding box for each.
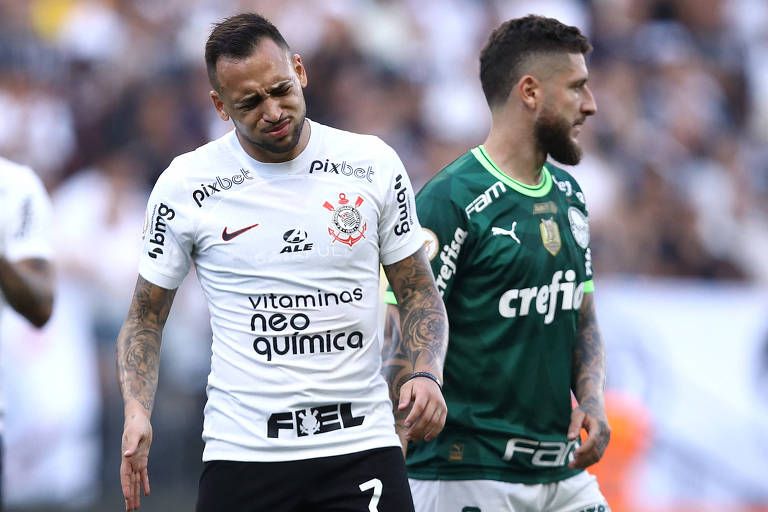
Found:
[398,375,446,442]
[567,406,611,469]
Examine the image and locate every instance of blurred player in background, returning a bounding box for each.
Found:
[0,156,55,507]
[116,12,448,512]
[384,15,611,511]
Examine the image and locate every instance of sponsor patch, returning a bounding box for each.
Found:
[539,218,561,256]
[533,201,558,215]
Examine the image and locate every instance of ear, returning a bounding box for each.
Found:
[517,75,541,111]
[210,90,230,121]
[293,54,308,88]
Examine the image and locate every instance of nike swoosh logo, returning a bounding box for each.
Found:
[222,223,259,241]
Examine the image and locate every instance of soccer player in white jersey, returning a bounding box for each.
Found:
[0,157,55,503]
[116,12,448,512]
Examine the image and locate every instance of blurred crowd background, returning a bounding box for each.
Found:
[0,0,767,511]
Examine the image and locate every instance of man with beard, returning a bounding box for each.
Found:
[383,15,611,511]
[116,13,448,512]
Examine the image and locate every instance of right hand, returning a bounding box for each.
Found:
[120,409,153,510]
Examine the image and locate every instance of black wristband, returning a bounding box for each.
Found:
[407,371,442,391]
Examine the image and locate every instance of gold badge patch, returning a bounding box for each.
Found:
[539,218,561,256]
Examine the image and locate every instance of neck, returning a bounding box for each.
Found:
[482,116,546,186]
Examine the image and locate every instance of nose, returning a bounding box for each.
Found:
[582,85,597,116]
[262,97,282,123]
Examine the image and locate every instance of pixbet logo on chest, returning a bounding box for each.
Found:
[192,168,253,207]
[309,159,375,182]
[267,402,364,438]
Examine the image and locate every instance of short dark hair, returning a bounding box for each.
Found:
[479,15,592,108]
[205,13,290,90]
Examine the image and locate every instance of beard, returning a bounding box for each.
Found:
[534,107,583,166]
[236,107,307,157]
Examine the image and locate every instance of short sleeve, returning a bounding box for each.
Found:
[415,183,470,301]
[3,169,53,262]
[137,171,195,290]
[377,144,425,266]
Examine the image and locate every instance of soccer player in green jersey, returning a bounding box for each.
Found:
[383,15,611,511]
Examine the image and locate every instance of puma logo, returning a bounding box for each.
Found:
[491,223,520,244]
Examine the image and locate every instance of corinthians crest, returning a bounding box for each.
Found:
[323,193,367,246]
[539,217,561,256]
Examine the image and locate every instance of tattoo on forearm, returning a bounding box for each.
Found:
[383,247,448,390]
[382,305,411,426]
[572,293,610,451]
[116,277,175,414]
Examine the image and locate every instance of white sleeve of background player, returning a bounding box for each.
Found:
[377,144,424,265]
[137,171,195,290]
[4,168,53,262]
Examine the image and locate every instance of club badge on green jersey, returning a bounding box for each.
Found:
[539,217,561,256]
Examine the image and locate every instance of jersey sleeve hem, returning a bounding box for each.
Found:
[138,265,183,290]
[384,290,397,305]
[584,279,594,293]
[379,232,425,266]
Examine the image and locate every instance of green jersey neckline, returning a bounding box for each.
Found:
[471,145,553,198]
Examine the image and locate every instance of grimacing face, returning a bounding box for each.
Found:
[534,52,596,166]
[211,38,308,162]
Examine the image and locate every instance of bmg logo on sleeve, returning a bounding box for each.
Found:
[267,402,365,438]
[147,202,175,259]
[393,174,412,236]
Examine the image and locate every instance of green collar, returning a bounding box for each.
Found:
[471,145,552,198]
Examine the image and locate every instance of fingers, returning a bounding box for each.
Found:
[141,466,151,496]
[397,381,413,412]
[568,412,606,469]
[399,378,447,442]
[567,407,586,441]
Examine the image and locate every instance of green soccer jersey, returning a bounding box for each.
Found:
[390,145,594,484]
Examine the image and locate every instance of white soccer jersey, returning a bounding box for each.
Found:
[139,120,424,462]
[0,157,54,431]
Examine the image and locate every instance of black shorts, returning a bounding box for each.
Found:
[196,446,414,512]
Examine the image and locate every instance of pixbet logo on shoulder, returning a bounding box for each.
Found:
[147,203,175,259]
[192,168,253,207]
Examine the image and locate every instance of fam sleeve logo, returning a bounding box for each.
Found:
[322,193,367,246]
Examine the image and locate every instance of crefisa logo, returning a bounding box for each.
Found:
[280,228,313,253]
[192,168,253,207]
[147,202,175,259]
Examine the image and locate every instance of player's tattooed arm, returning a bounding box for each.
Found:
[117,276,177,510]
[383,246,448,443]
[568,292,610,469]
[383,246,448,379]
[381,303,410,453]
[116,276,176,415]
